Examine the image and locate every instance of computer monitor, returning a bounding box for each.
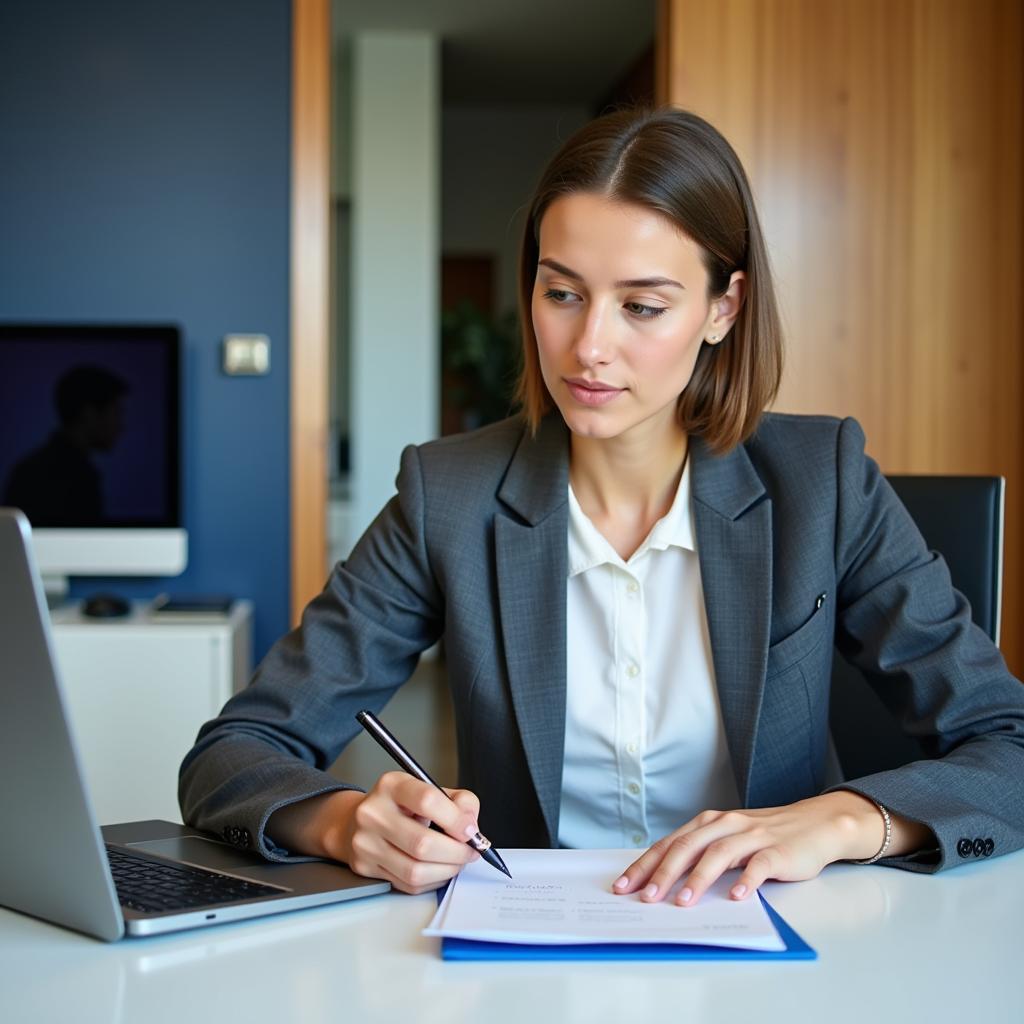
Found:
[0,324,186,594]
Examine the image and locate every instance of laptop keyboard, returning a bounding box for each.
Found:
[106,844,284,914]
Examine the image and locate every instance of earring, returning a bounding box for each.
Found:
[709,333,720,342]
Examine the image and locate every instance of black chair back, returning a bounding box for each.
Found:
[829,475,1004,778]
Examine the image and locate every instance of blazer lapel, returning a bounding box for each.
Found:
[495,415,569,846]
[690,436,773,806]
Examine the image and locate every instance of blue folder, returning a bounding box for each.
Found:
[436,891,817,962]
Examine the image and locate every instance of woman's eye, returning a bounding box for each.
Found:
[624,301,667,319]
[542,288,576,304]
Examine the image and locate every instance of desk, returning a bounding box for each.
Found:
[1,852,1019,1024]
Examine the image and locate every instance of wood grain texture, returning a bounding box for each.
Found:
[664,0,1023,672]
[290,0,331,626]
[655,0,671,105]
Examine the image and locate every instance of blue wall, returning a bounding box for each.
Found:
[0,0,293,661]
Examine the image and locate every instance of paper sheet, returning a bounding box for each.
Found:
[424,849,785,950]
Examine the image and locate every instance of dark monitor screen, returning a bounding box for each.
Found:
[0,324,180,529]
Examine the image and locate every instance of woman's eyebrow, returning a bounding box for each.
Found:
[538,257,684,290]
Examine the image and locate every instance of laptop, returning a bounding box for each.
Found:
[0,507,389,941]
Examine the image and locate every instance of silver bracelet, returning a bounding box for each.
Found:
[851,801,892,864]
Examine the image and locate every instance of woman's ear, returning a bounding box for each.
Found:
[706,270,747,344]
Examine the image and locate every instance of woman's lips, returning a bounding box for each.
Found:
[564,378,625,406]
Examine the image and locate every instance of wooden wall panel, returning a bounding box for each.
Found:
[662,0,1023,672]
[290,0,331,626]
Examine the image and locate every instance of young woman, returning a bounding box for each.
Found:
[180,108,1024,907]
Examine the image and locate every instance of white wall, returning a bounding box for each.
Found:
[349,33,440,544]
[442,104,592,315]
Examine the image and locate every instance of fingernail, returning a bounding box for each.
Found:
[464,824,479,839]
[731,884,747,899]
[643,883,658,899]
[613,875,629,890]
[679,887,693,905]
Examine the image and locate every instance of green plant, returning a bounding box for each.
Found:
[441,300,521,431]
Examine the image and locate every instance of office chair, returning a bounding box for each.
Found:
[828,475,1005,779]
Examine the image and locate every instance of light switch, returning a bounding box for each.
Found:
[223,334,270,375]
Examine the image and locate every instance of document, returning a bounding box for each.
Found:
[424,849,786,950]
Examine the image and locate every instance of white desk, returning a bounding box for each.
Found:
[1,851,1019,1024]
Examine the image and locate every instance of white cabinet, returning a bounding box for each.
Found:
[50,601,252,826]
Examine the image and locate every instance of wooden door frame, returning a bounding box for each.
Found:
[290,0,331,625]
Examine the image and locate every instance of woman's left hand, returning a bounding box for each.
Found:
[611,790,895,906]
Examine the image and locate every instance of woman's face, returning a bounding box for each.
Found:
[531,193,739,447]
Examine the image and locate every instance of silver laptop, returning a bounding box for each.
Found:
[0,508,389,941]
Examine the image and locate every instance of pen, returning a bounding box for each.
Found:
[355,709,512,879]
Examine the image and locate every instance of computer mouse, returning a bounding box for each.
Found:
[81,593,132,618]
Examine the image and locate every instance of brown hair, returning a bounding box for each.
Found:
[515,107,783,453]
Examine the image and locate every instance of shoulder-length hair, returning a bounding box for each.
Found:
[515,107,783,454]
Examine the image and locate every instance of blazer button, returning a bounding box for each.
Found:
[972,838,985,857]
[983,838,995,857]
[239,828,252,849]
[956,838,973,858]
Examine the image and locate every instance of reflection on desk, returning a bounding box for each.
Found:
[2,851,1019,1024]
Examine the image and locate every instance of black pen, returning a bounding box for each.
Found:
[355,709,511,878]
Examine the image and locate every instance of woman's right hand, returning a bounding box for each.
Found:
[334,772,482,894]
[268,770,483,892]
[266,773,483,894]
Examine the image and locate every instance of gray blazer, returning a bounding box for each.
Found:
[179,413,1024,871]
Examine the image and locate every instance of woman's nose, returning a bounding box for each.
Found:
[572,308,611,367]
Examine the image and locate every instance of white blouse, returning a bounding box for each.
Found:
[557,457,740,850]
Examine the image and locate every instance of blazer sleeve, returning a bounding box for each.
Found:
[178,443,443,861]
[827,417,1024,872]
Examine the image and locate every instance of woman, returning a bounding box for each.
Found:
[180,108,1024,907]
